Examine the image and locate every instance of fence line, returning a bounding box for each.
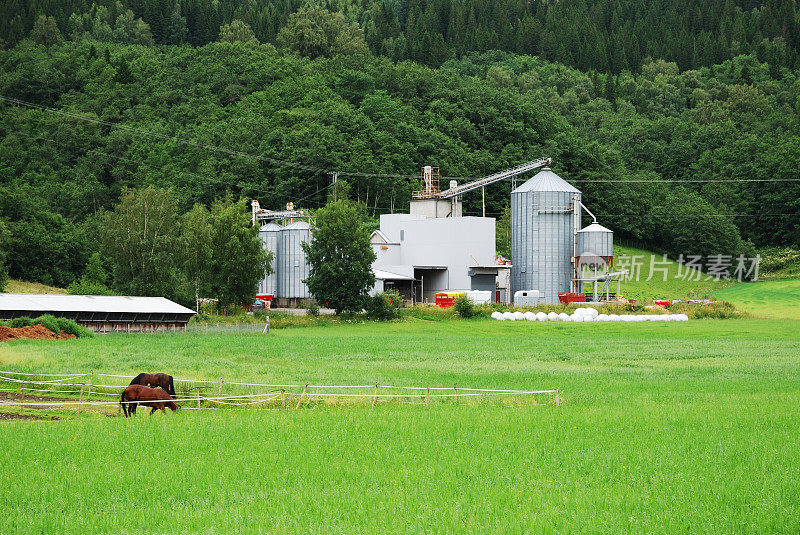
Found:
[0,371,554,394]
[0,369,561,411]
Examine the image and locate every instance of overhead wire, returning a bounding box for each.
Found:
[3,95,799,223]
[0,96,473,180]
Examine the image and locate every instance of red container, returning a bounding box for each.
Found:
[558,292,586,304]
[435,292,458,308]
[653,300,670,306]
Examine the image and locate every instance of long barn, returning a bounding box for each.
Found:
[0,294,195,333]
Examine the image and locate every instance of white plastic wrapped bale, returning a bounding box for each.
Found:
[513,311,525,321]
[570,314,583,322]
[491,311,503,320]
[547,312,559,321]
[676,314,689,321]
[502,311,515,321]
[586,307,599,319]
[523,311,536,321]
[536,312,548,321]
[595,314,608,321]
[608,314,619,321]
[558,312,570,321]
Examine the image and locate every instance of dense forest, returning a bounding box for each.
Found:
[0,2,799,292]
[2,0,800,72]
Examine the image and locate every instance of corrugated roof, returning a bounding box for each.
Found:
[578,222,613,233]
[260,222,282,232]
[0,294,195,314]
[283,220,311,230]
[511,169,580,194]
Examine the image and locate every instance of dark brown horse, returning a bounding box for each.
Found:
[129,373,176,399]
[120,384,179,417]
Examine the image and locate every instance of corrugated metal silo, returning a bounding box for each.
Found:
[577,223,613,271]
[278,221,311,299]
[258,222,282,296]
[510,168,581,304]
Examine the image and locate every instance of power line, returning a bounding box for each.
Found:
[0,96,473,180]
[4,96,800,188]
[5,127,798,221]
[6,129,332,205]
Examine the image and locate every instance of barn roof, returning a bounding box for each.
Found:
[0,294,195,315]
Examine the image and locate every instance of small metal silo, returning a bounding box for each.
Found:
[258,222,282,297]
[278,221,311,299]
[510,168,581,304]
[577,223,613,272]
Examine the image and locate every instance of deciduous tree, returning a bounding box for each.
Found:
[303,201,376,314]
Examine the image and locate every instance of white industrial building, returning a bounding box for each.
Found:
[369,214,503,303]
[252,158,623,307]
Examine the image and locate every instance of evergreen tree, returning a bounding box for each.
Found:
[29,15,62,47]
[115,58,134,83]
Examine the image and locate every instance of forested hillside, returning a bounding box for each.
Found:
[2,0,800,72]
[0,3,799,291]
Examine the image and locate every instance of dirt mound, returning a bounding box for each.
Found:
[0,324,76,342]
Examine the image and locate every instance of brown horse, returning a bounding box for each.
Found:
[129,373,176,399]
[120,384,179,417]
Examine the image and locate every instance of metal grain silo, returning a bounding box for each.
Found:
[258,222,282,297]
[278,221,311,299]
[577,223,613,272]
[510,168,581,304]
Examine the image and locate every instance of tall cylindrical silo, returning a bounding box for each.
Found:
[278,221,311,299]
[510,168,581,304]
[258,222,282,297]
[577,223,613,273]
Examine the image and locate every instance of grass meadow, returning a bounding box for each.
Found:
[713,278,800,320]
[612,245,732,301]
[1,318,799,532]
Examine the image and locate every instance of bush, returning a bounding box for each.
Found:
[365,290,403,321]
[668,301,740,319]
[32,314,61,335]
[55,317,94,338]
[454,295,476,318]
[9,317,32,328]
[67,280,115,295]
[306,300,320,317]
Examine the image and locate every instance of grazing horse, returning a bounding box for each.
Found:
[129,373,176,399]
[120,384,179,417]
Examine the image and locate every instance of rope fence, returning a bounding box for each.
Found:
[0,370,560,416]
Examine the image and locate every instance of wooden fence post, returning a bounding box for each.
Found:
[454,382,458,404]
[78,383,85,418]
[556,389,560,407]
[426,386,430,407]
[372,383,379,407]
[295,382,308,410]
[218,379,224,398]
[262,316,270,334]
[281,389,286,410]
[19,383,24,414]
[87,370,94,400]
[196,387,201,409]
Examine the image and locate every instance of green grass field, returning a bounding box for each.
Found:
[4,279,67,294]
[713,278,800,320]
[611,245,732,301]
[1,318,799,533]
